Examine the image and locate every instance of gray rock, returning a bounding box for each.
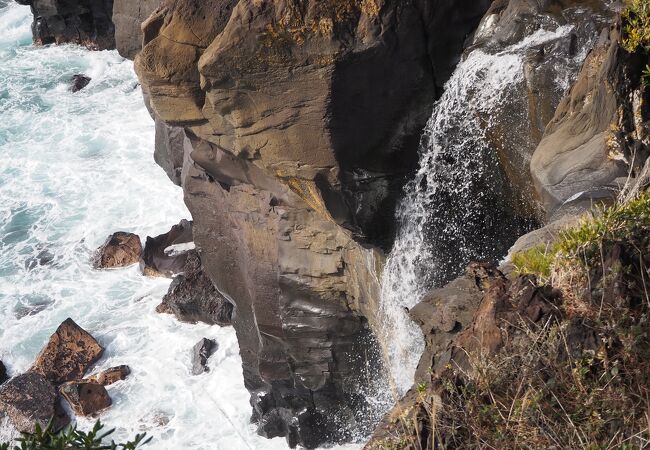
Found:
[140,220,193,278]
[191,338,216,376]
[112,0,163,59]
[0,372,70,433]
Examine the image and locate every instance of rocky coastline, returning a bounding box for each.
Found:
[6,0,650,448]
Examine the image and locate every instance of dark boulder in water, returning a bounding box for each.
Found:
[0,372,70,433]
[59,381,112,416]
[140,219,193,278]
[25,247,54,270]
[70,74,91,93]
[191,338,217,376]
[30,318,104,384]
[0,361,7,385]
[93,232,142,269]
[156,251,233,326]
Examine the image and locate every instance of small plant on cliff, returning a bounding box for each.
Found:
[622,0,650,54]
[0,419,152,450]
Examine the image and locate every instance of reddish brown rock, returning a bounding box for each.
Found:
[30,318,104,384]
[93,232,143,269]
[85,365,130,386]
[59,381,112,416]
[0,372,70,433]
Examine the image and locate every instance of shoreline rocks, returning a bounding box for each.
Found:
[93,232,142,269]
[0,361,7,385]
[0,372,70,433]
[140,220,193,278]
[70,74,91,93]
[59,381,112,416]
[85,365,130,386]
[30,318,104,384]
[191,338,216,376]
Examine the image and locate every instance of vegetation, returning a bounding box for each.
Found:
[0,420,151,450]
[622,0,650,85]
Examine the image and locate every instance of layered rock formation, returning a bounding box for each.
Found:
[15,0,114,49]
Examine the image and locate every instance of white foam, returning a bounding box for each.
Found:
[0,3,360,449]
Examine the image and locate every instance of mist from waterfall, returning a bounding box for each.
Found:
[377,23,587,396]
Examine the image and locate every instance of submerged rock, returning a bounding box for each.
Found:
[24,247,54,271]
[30,318,104,384]
[140,220,193,277]
[85,365,130,386]
[0,372,70,433]
[93,232,143,269]
[156,251,233,326]
[59,381,112,416]
[191,338,216,376]
[70,74,91,93]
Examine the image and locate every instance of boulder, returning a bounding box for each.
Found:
[0,372,70,433]
[15,0,115,49]
[30,318,104,384]
[140,220,193,277]
[59,381,111,416]
[191,338,216,376]
[70,74,91,93]
[93,232,142,269]
[156,251,233,326]
[85,365,130,386]
[0,361,7,385]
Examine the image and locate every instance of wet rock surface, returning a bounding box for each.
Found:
[59,381,112,416]
[70,74,91,93]
[140,220,193,277]
[93,232,142,269]
[85,365,130,386]
[191,338,216,376]
[15,0,115,49]
[0,361,7,385]
[30,318,104,384]
[156,251,233,326]
[0,372,70,433]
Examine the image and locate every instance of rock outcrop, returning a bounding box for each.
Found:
[15,0,115,49]
[156,251,233,326]
[190,338,216,376]
[30,318,104,384]
[59,381,112,416]
[0,373,70,433]
[93,232,142,269]
[140,219,193,277]
[531,25,642,217]
[112,0,163,59]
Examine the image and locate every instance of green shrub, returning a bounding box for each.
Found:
[622,0,650,54]
[0,419,151,450]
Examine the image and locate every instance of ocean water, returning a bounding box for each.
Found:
[0,3,328,449]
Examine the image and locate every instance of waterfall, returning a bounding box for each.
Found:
[377,23,588,396]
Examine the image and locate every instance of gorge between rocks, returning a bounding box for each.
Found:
[1,0,648,449]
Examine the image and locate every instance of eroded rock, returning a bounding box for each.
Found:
[191,338,216,376]
[140,220,192,277]
[59,381,111,416]
[30,318,104,384]
[156,251,233,326]
[112,0,163,59]
[85,365,130,386]
[0,372,70,433]
[93,232,142,269]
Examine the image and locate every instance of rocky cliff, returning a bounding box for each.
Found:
[15,0,649,447]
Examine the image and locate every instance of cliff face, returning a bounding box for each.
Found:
[131,0,491,446]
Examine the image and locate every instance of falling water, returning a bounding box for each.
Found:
[378,23,590,395]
